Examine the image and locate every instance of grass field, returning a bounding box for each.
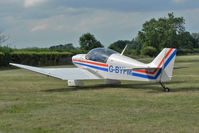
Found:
[1,55,199,133]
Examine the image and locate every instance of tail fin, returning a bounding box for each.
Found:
[149,48,177,82]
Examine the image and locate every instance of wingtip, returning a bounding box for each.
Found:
[9,63,18,66]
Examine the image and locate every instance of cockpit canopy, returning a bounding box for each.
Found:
[85,48,118,63]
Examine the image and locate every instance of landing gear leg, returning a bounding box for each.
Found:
[159,82,170,92]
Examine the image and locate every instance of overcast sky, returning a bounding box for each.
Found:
[0,0,199,48]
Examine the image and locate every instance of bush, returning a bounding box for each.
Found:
[177,48,199,55]
[193,48,199,54]
[0,46,13,54]
[10,51,74,66]
[19,47,49,52]
[0,52,5,66]
[177,49,193,55]
[0,51,75,67]
[141,46,157,57]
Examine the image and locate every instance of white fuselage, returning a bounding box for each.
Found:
[72,53,155,82]
[72,47,177,83]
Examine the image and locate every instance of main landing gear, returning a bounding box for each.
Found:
[159,82,170,92]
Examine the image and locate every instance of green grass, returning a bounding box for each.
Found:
[1,55,199,133]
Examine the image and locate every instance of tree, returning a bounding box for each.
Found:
[109,39,141,52]
[128,38,142,51]
[108,39,142,56]
[79,33,103,51]
[0,32,8,45]
[192,33,199,40]
[141,46,157,57]
[49,43,75,52]
[108,40,131,52]
[137,13,186,52]
[178,32,195,49]
[191,33,199,48]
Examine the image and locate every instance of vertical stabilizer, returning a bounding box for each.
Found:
[149,48,177,82]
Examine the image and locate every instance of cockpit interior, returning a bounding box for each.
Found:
[85,48,118,63]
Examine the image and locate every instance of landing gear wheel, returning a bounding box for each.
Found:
[164,87,170,92]
[159,82,170,92]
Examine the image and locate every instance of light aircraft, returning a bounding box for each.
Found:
[10,47,177,92]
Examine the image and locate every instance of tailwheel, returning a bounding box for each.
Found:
[164,87,170,92]
[159,82,170,92]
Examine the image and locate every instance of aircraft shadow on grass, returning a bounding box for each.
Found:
[174,66,189,70]
[42,81,198,93]
[171,86,199,92]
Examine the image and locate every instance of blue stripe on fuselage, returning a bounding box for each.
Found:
[132,69,162,79]
[74,62,108,72]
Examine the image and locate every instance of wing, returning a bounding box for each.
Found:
[9,63,101,80]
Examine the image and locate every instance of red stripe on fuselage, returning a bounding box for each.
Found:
[72,59,108,67]
[134,48,173,74]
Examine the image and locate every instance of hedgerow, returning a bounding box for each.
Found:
[0,51,74,67]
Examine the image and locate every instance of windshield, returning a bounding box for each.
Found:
[85,48,118,63]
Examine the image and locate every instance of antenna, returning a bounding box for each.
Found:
[121,45,128,55]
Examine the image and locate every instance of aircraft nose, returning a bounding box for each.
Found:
[72,55,78,61]
[72,54,81,61]
[72,54,84,66]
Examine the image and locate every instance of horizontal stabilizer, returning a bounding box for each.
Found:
[121,67,158,71]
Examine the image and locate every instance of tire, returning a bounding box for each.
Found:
[164,88,170,92]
